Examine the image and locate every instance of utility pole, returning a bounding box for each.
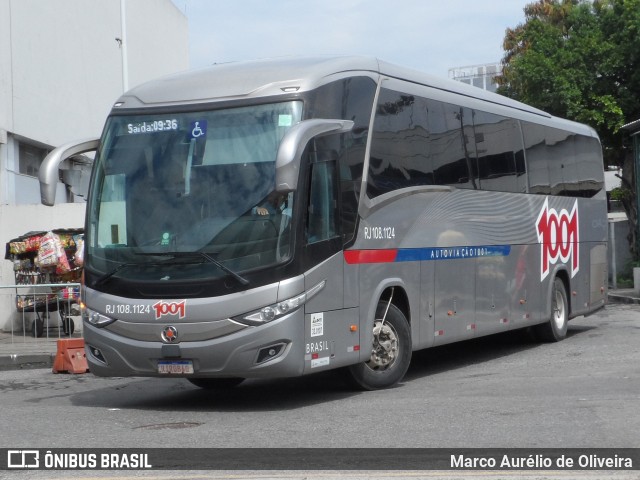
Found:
[120,0,129,92]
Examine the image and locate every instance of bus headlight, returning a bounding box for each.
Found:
[234,280,325,326]
[81,303,116,328]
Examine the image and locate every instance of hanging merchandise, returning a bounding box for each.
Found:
[5,228,84,337]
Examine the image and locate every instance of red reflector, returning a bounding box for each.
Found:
[311,353,319,360]
[354,345,360,351]
[344,249,397,264]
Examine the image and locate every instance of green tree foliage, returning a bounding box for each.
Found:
[498,0,640,258]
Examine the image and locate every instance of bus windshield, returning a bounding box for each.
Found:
[86,101,303,283]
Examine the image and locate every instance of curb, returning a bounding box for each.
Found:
[0,353,55,371]
[607,293,640,305]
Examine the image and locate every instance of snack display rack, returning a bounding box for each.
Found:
[5,229,83,337]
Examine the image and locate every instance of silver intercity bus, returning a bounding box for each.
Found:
[40,57,607,390]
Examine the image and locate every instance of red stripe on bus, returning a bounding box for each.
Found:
[344,249,398,264]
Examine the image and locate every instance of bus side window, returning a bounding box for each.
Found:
[473,111,521,193]
[522,122,551,195]
[307,160,339,244]
[429,100,473,188]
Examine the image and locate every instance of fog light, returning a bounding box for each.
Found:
[256,343,286,364]
[88,344,107,364]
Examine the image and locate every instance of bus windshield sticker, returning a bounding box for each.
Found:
[190,120,207,139]
[278,114,293,127]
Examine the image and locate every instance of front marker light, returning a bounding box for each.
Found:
[235,280,325,326]
[81,303,116,328]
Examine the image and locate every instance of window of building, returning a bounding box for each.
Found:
[18,142,50,177]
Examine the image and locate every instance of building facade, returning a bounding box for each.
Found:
[448,63,502,92]
[0,0,189,330]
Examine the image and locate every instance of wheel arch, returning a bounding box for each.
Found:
[362,279,413,353]
[379,284,411,325]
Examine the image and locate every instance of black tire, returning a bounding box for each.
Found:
[534,277,569,342]
[187,377,245,389]
[346,302,412,390]
[31,318,44,338]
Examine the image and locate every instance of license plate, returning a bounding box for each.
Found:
[158,360,194,374]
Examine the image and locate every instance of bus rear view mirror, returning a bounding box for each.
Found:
[39,138,99,206]
[275,119,353,192]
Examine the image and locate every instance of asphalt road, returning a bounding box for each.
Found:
[1,303,638,478]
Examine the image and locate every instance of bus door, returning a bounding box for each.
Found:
[302,153,360,372]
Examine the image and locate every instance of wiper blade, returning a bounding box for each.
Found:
[144,251,250,286]
[92,258,173,287]
[92,262,136,287]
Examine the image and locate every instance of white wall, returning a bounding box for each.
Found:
[126,0,190,88]
[9,1,124,145]
[6,0,188,147]
[0,2,12,134]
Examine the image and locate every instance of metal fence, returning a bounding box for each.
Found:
[0,283,81,343]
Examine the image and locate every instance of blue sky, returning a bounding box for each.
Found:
[171,0,531,78]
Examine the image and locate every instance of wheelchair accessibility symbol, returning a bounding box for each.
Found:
[190,120,207,139]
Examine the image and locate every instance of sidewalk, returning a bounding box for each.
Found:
[606,288,640,305]
[0,327,83,371]
[1,290,639,372]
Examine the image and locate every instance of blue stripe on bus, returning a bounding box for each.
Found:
[344,245,511,264]
[396,245,511,262]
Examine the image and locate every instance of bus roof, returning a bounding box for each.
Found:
[116,55,594,136]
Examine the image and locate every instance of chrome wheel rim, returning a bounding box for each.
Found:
[366,320,399,371]
[552,287,566,330]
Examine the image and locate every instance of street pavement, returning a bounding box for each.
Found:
[0,290,638,371]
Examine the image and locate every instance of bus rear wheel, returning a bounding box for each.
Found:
[534,277,569,342]
[346,302,411,390]
[187,377,244,389]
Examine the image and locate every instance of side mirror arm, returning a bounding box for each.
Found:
[39,138,99,206]
[275,119,354,192]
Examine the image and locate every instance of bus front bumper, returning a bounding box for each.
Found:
[82,309,306,379]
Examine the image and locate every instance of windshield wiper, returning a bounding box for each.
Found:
[92,262,136,287]
[92,259,176,287]
[141,251,250,286]
[92,252,250,287]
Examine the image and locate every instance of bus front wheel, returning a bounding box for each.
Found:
[346,302,411,390]
[534,277,569,342]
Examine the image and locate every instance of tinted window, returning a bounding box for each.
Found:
[575,135,604,196]
[474,111,525,193]
[307,161,339,244]
[522,121,603,197]
[368,91,603,199]
[428,100,473,188]
[305,76,377,242]
[368,89,433,197]
[522,122,549,195]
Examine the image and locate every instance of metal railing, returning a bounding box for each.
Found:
[0,283,81,343]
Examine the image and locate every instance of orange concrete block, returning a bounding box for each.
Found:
[52,338,89,374]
